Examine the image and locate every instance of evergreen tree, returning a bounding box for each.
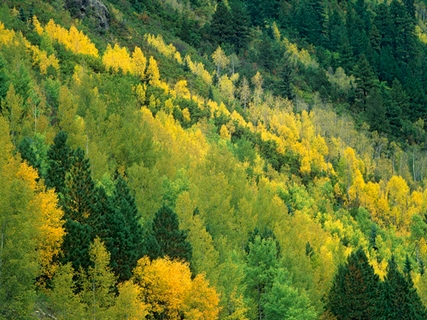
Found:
[366,88,389,134]
[0,53,9,104]
[230,0,251,51]
[210,0,234,46]
[327,248,380,319]
[353,54,378,109]
[276,61,294,100]
[379,256,427,319]
[149,205,192,263]
[96,176,145,282]
[45,131,72,195]
[18,137,40,171]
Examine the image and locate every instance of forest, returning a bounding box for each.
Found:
[2,0,427,318]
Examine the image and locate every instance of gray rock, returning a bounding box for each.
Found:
[65,0,109,30]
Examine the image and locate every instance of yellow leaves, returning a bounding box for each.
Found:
[32,16,44,35]
[220,125,231,140]
[184,55,213,85]
[34,189,65,278]
[134,257,191,316]
[147,56,161,86]
[26,43,59,74]
[145,34,183,64]
[173,80,191,99]
[131,46,147,79]
[0,22,15,45]
[102,43,131,73]
[416,25,427,44]
[44,19,98,57]
[133,257,220,319]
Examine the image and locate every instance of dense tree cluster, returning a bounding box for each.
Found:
[2,0,427,319]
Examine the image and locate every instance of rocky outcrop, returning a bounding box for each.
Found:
[65,0,109,30]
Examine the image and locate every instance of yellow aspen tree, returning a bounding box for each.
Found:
[35,188,65,279]
[81,238,116,319]
[133,257,220,319]
[174,80,191,99]
[146,56,161,86]
[49,263,84,319]
[2,84,24,144]
[212,46,229,83]
[131,46,147,79]
[251,71,263,106]
[239,76,251,111]
[386,175,410,229]
[110,281,148,319]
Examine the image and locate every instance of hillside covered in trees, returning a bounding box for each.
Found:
[3,0,427,318]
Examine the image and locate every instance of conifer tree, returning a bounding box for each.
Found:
[149,205,192,263]
[379,256,427,319]
[327,248,380,319]
[45,131,73,196]
[210,0,234,46]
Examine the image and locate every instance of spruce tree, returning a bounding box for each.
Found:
[149,205,192,263]
[380,256,427,319]
[210,0,234,46]
[327,248,380,319]
[45,131,73,196]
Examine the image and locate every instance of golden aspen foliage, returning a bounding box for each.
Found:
[146,56,161,86]
[34,188,65,279]
[182,107,191,123]
[144,34,183,64]
[102,43,132,74]
[131,46,147,79]
[212,46,229,81]
[32,16,44,35]
[110,281,148,320]
[219,74,235,102]
[26,43,59,74]
[0,22,15,45]
[220,124,231,140]
[81,238,116,318]
[43,20,98,56]
[173,80,191,99]
[49,263,85,319]
[386,175,411,229]
[251,71,263,105]
[134,83,147,106]
[133,256,220,319]
[184,55,213,85]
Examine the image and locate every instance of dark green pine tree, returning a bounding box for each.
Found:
[379,256,427,320]
[353,54,378,110]
[387,79,408,135]
[246,0,280,26]
[18,137,40,172]
[374,3,393,48]
[95,186,133,282]
[110,176,146,281]
[295,0,325,46]
[0,53,9,104]
[366,88,390,134]
[210,0,234,46]
[64,148,97,223]
[230,0,251,52]
[61,219,93,271]
[326,248,380,320]
[45,131,73,196]
[149,205,192,263]
[275,61,294,101]
[60,148,97,272]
